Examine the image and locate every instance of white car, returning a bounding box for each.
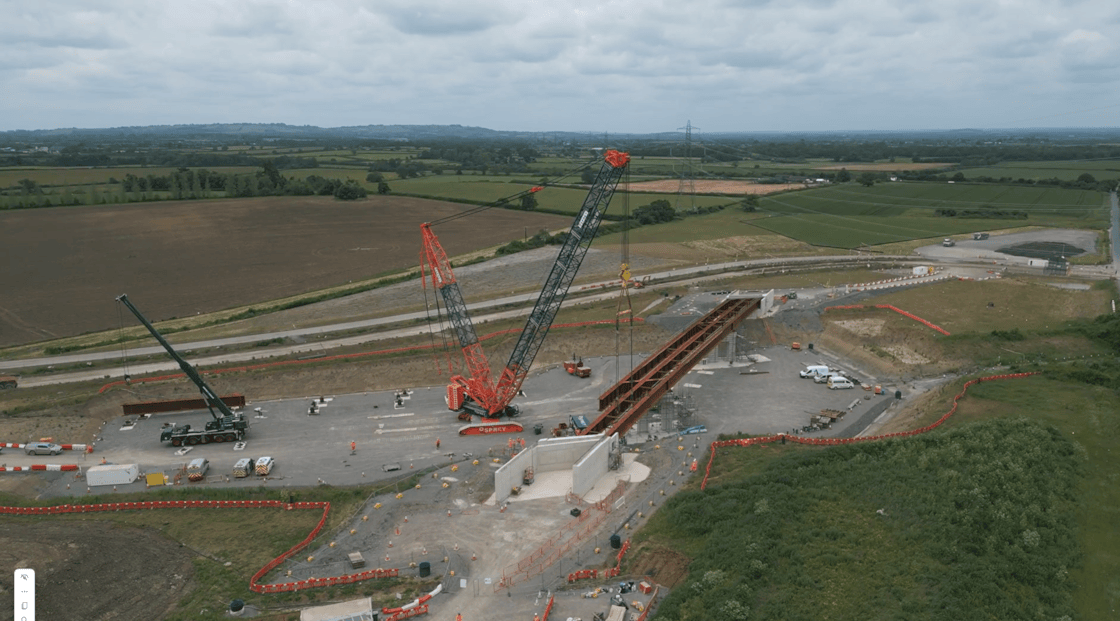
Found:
[25,442,63,455]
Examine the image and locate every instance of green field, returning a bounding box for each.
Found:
[391,175,735,215]
[0,166,258,189]
[747,182,1107,248]
[958,159,1120,181]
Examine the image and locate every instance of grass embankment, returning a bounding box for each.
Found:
[639,415,1088,621]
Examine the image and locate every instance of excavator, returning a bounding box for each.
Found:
[420,150,630,434]
[116,294,250,446]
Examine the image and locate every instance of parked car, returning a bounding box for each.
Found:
[25,442,62,455]
[827,376,855,390]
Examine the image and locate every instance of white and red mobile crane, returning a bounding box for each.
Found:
[420,150,631,434]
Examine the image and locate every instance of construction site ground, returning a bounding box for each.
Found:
[6,325,905,621]
[4,233,1097,619]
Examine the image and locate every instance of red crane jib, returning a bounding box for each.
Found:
[423,150,630,418]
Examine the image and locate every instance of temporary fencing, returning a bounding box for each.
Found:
[846,271,949,293]
[0,498,401,593]
[500,480,627,590]
[700,372,1038,490]
[0,464,81,473]
[98,319,643,394]
[823,304,950,335]
[381,584,439,618]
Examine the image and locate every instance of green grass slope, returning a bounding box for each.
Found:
[643,417,1083,621]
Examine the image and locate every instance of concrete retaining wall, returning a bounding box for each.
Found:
[493,434,604,504]
[572,434,616,498]
[494,448,534,503]
[535,435,602,473]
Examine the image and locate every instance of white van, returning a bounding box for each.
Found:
[799,365,830,379]
[814,371,842,384]
[827,376,854,390]
[232,457,255,478]
[186,458,209,482]
[255,456,274,476]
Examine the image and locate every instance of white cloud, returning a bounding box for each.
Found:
[1,0,1117,132]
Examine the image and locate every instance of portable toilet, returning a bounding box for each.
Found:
[255,456,274,475]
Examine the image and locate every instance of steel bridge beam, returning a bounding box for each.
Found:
[582,297,760,438]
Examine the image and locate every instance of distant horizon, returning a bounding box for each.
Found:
[4,121,1120,138]
[8,2,1119,135]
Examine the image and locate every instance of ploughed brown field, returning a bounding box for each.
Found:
[0,196,570,347]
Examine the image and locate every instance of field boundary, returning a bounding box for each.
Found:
[700,372,1037,490]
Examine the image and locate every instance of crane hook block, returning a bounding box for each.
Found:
[605,150,630,169]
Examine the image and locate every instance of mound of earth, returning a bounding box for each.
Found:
[997,241,1085,260]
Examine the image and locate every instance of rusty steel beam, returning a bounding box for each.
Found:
[582,297,759,437]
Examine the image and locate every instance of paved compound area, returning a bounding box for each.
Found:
[31,356,638,498]
[17,297,905,620]
[914,228,1099,265]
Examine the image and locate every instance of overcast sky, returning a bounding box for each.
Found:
[4,0,1119,134]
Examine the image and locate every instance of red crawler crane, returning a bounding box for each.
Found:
[420,150,630,434]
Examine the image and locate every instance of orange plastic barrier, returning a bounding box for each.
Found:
[701,372,1038,490]
[822,304,950,335]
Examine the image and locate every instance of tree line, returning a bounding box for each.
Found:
[2,161,366,208]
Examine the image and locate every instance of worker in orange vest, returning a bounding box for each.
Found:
[455,613,462,621]
[436,438,441,449]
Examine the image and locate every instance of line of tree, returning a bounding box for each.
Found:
[934,207,1029,219]
[2,161,367,208]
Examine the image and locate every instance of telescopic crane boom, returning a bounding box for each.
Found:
[116,294,249,446]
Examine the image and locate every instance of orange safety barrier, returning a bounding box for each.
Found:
[701,373,1037,490]
[822,304,950,335]
[98,319,643,394]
